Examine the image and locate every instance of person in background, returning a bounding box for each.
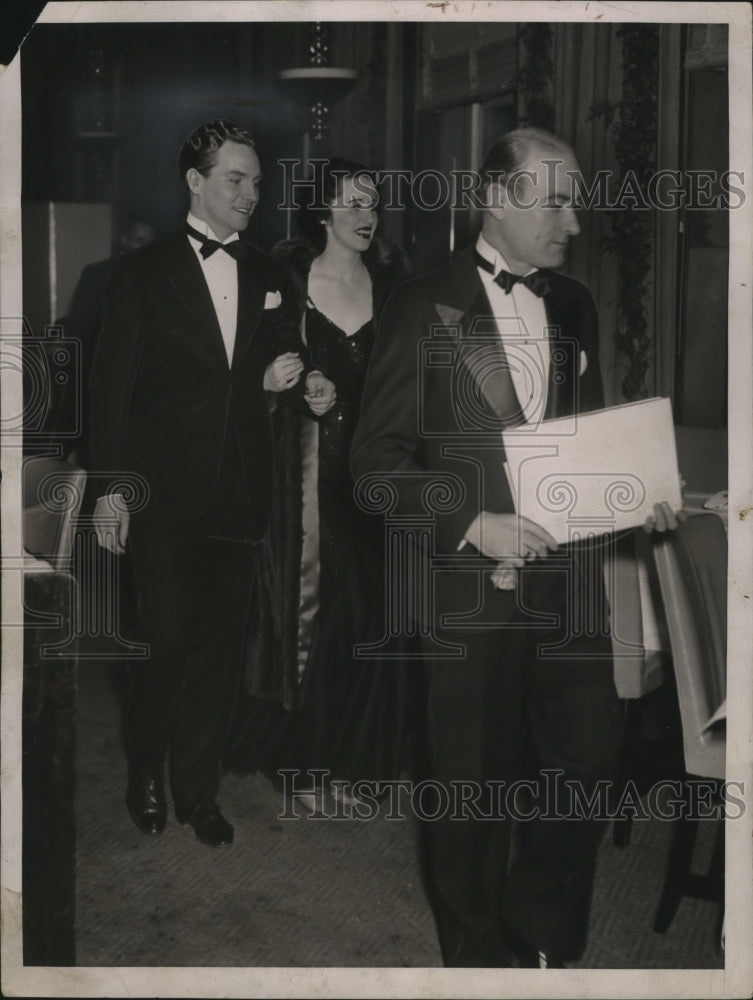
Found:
[224,157,420,808]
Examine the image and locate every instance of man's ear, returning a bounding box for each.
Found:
[484,179,507,221]
[185,167,202,196]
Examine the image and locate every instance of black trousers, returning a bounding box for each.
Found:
[422,569,623,966]
[125,519,258,811]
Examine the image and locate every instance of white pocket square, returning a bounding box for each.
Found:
[579,350,588,376]
[264,290,282,310]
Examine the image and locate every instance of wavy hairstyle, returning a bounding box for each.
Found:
[296,157,379,255]
[178,119,256,191]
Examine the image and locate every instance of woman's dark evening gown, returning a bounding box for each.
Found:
[224,295,422,786]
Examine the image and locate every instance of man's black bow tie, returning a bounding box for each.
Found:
[474,249,550,298]
[186,223,250,261]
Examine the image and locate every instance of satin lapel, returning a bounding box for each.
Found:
[232,253,266,367]
[163,234,228,367]
[542,283,577,419]
[458,287,524,425]
[439,252,524,426]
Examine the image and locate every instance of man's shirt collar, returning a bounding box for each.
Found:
[475,233,537,278]
[186,212,240,246]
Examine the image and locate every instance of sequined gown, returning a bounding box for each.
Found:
[224,241,421,786]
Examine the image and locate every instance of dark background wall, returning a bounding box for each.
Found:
[19,18,730,452]
[24,22,308,246]
[21,21,412,250]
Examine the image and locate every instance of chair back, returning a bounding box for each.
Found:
[605,530,667,699]
[650,513,726,779]
[23,456,86,572]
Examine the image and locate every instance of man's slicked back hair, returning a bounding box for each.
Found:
[178,120,256,190]
[479,127,573,191]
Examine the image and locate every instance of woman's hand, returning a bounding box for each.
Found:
[490,564,518,591]
[304,371,337,415]
[264,352,304,392]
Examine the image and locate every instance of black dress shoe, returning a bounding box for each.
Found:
[176,802,234,848]
[126,771,166,837]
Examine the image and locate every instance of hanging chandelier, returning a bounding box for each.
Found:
[277,23,358,142]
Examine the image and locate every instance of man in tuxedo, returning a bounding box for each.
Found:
[352,128,680,965]
[90,120,335,848]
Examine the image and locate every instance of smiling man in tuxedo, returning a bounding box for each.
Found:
[352,128,680,966]
[90,120,335,848]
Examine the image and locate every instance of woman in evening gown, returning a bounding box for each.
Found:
[224,158,420,801]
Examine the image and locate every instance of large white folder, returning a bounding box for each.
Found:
[502,397,683,544]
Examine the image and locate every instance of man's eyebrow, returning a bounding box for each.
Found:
[227,169,263,181]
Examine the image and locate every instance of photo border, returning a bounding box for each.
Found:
[2,2,751,997]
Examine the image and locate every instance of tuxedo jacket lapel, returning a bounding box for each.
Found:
[436,250,526,427]
[459,287,523,426]
[162,233,271,370]
[163,233,229,367]
[542,283,577,420]
[232,254,266,368]
[434,251,594,427]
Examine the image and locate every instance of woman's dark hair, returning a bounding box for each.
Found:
[297,157,379,253]
[178,120,256,190]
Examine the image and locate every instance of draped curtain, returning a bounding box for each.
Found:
[553,23,683,406]
[553,24,625,406]
[410,20,685,406]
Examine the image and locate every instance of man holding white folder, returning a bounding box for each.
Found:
[352,128,680,968]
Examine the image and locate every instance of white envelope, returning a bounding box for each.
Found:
[502,397,683,545]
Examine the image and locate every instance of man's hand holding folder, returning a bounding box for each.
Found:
[477,500,686,591]
[642,500,689,533]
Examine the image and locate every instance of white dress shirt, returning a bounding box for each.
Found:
[186,212,239,367]
[463,236,553,576]
[475,233,550,424]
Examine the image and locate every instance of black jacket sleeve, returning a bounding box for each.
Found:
[88,258,145,496]
[351,284,480,554]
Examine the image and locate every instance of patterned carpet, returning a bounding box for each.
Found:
[75,662,724,969]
